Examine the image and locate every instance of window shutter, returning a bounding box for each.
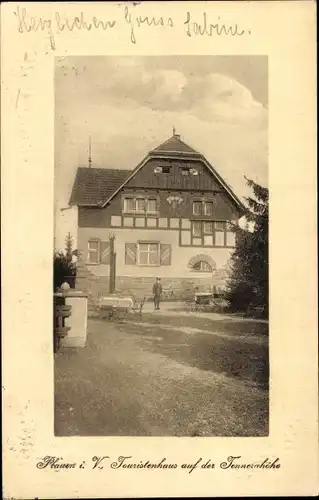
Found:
[125,243,137,265]
[100,241,110,264]
[160,244,171,266]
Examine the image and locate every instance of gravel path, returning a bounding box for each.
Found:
[55,315,268,437]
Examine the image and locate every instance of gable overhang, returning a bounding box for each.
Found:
[101,152,245,215]
[101,154,151,208]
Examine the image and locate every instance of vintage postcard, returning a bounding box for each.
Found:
[1,1,318,498]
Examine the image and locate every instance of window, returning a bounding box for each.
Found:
[123,196,158,214]
[193,200,214,216]
[147,198,157,213]
[190,221,229,246]
[193,261,212,272]
[192,221,202,237]
[87,240,111,264]
[154,166,171,174]
[126,242,171,266]
[136,198,145,212]
[215,221,226,230]
[203,221,213,234]
[204,202,213,216]
[193,201,202,215]
[137,243,159,266]
[181,167,190,175]
[124,198,135,213]
[87,240,99,264]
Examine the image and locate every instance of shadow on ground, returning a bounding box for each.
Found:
[116,315,269,390]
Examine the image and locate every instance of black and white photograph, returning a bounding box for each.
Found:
[53,55,269,437]
[2,1,318,497]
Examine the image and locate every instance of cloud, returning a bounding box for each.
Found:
[183,73,267,125]
[55,57,268,208]
[55,58,267,128]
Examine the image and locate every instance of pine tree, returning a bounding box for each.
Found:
[65,232,73,262]
[225,178,268,317]
[53,233,77,290]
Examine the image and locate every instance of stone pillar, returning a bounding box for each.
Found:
[60,292,88,348]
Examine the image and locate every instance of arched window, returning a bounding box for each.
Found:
[188,254,216,273]
[192,260,213,272]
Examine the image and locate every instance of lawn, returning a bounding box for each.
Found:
[54,312,268,437]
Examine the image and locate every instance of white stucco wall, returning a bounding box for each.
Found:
[78,227,233,279]
[54,205,78,252]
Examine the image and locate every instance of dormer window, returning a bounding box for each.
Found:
[180,166,198,176]
[153,166,171,174]
[181,167,190,175]
[161,166,171,174]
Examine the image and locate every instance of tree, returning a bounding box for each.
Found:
[225,178,268,317]
[65,232,73,262]
[53,233,78,291]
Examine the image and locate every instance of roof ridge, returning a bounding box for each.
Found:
[77,166,132,172]
[151,134,200,155]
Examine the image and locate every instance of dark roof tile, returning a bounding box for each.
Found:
[69,167,131,206]
[151,134,200,155]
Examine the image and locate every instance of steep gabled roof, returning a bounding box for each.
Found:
[69,134,245,213]
[69,167,131,206]
[151,134,200,156]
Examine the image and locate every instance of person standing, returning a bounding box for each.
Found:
[153,277,162,310]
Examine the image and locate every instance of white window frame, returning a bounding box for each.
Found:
[192,221,202,237]
[124,197,135,214]
[123,196,158,215]
[180,167,190,176]
[190,220,229,247]
[87,239,100,264]
[137,242,159,266]
[146,198,157,214]
[203,221,213,234]
[215,221,226,231]
[135,197,146,214]
[192,201,202,216]
[204,201,214,216]
[193,260,212,272]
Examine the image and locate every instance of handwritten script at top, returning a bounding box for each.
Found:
[14,5,251,50]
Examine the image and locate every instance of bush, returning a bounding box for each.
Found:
[54,251,77,291]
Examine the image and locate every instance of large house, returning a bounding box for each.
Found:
[68,132,244,303]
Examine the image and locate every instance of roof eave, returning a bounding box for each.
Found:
[201,157,245,213]
[150,150,200,157]
[101,154,151,207]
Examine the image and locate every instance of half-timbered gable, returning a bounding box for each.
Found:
[70,133,244,298]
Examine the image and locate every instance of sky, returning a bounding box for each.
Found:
[55,55,268,210]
